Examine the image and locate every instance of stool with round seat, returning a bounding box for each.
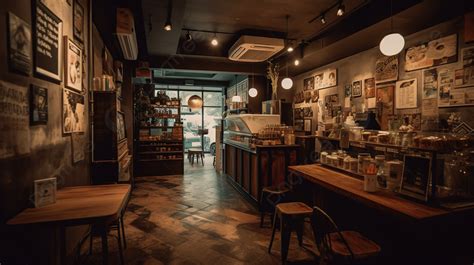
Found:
[259,186,291,228]
[268,202,313,263]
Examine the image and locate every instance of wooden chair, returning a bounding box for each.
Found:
[268,202,313,263]
[259,186,290,227]
[310,206,381,264]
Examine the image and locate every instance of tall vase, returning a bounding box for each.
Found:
[272,85,278,100]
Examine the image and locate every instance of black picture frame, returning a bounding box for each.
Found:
[73,0,84,43]
[400,155,432,202]
[352,80,362,97]
[7,12,32,76]
[32,0,63,83]
[30,84,48,125]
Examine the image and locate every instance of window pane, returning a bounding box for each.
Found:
[203,107,222,152]
[204,92,223,106]
[181,107,202,151]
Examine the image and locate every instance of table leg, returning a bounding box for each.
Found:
[280,216,292,263]
[100,224,109,265]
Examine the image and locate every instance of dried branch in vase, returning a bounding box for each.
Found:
[266,61,280,100]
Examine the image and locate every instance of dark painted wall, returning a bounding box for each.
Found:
[0,0,91,264]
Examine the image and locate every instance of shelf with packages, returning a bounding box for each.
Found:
[134,89,184,176]
[315,128,474,208]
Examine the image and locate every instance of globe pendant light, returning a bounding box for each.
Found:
[281,77,293,90]
[188,95,203,109]
[379,0,404,56]
[248,65,258,98]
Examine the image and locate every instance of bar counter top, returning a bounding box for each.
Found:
[288,164,460,221]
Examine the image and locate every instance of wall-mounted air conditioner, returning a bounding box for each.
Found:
[116,8,138,60]
[228,35,284,62]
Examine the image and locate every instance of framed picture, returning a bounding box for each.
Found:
[376,84,394,130]
[303,76,314,91]
[344,84,352,98]
[34,177,57,207]
[117,112,126,141]
[395,78,418,109]
[314,73,324,89]
[30,85,48,125]
[294,119,304,131]
[422,68,438,99]
[311,89,319,103]
[64,37,82,92]
[63,88,85,133]
[459,47,474,87]
[73,0,85,43]
[322,69,337,88]
[405,34,457,72]
[304,119,312,132]
[400,155,432,202]
[364,77,375,98]
[7,12,32,75]
[33,0,63,82]
[375,56,398,84]
[352,80,362,97]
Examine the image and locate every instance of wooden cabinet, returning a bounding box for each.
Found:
[91,91,132,184]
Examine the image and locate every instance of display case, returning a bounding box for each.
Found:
[224,114,280,149]
[316,129,474,207]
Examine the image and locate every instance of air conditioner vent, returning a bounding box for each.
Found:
[228,35,284,62]
[116,8,138,60]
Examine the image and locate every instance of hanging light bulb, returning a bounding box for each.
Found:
[248,88,258,98]
[211,33,218,46]
[320,14,326,24]
[294,59,300,66]
[281,77,293,90]
[379,0,405,56]
[164,20,172,31]
[287,46,294,53]
[337,2,345,16]
[187,95,203,109]
[164,0,173,31]
[231,95,242,102]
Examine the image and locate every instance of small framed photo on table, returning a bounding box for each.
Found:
[34,177,57,207]
[400,155,432,202]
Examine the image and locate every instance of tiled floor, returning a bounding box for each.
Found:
[81,157,317,265]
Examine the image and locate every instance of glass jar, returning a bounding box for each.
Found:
[358,153,371,174]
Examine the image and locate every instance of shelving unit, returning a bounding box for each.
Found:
[91,91,132,184]
[135,93,184,176]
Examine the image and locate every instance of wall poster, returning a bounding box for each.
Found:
[376,84,394,130]
[303,76,314,91]
[64,37,82,92]
[364,77,375,98]
[375,56,398,83]
[405,34,457,72]
[458,47,474,87]
[395,78,418,109]
[352,80,362,97]
[73,0,85,43]
[422,68,438,99]
[33,0,63,82]
[30,84,48,125]
[7,12,32,75]
[314,69,337,89]
[0,80,30,159]
[63,88,85,133]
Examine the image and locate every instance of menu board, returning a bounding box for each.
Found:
[33,1,63,82]
[395,78,418,109]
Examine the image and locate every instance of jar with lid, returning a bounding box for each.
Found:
[375,155,387,189]
[358,153,371,174]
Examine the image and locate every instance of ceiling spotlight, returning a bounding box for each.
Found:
[294,59,300,66]
[320,14,326,24]
[281,77,293,90]
[211,33,218,46]
[287,46,294,53]
[185,31,192,42]
[248,88,258,98]
[337,2,345,16]
[164,20,172,31]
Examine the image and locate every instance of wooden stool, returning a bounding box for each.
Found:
[310,206,381,264]
[188,148,204,166]
[268,202,313,263]
[259,186,290,228]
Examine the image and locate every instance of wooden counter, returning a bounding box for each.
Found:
[289,164,451,220]
[224,142,300,205]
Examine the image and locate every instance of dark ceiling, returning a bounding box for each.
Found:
[94,0,474,78]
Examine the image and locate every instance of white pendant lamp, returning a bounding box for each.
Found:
[379,0,404,56]
[248,88,258,97]
[281,77,293,90]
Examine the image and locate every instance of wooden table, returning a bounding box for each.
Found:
[8,184,131,265]
[288,164,449,220]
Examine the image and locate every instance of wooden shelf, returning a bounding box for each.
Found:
[139,158,184,162]
[151,104,180,109]
[140,126,181,129]
[139,151,183,155]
